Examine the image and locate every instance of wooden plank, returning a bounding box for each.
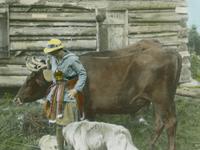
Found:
[2,0,187,10]
[130,32,178,38]
[10,26,96,36]
[129,25,182,34]
[176,87,200,99]
[0,57,26,65]
[0,65,30,76]
[10,36,96,41]
[10,40,96,51]
[128,9,175,13]
[10,6,93,13]
[0,5,9,58]
[0,13,4,18]
[74,1,180,10]
[0,7,6,13]
[179,51,190,58]
[129,36,188,46]
[104,11,126,24]
[95,8,100,52]
[129,22,179,26]
[8,2,94,10]
[124,10,129,46]
[10,21,96,27]
[128,12,187,23]
[0,76,27,87]
[10,12,96,22]
[6,4,10,58]
[109,1,181,10]
[163,45,178,50]
[175,6,187,14]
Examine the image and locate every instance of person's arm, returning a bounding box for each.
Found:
[71,58,87,92]
[67,58,87,98]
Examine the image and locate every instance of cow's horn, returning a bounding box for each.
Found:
[26,60,38,72]
[31,57,45,67]
[32,57,47,70]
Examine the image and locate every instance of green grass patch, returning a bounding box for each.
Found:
[0,93,55,150]
[190,54,200,82]
[97,96,200,150]
[0,93,200,150]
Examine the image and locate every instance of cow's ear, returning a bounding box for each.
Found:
[43,69,53,82]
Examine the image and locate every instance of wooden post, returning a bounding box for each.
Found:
[96,8,107,51]
[6,4,10,57]
[95,8,100,52]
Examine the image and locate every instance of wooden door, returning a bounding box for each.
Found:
[97,10,128,51]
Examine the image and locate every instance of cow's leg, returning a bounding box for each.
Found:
[158,102,176,150]
[164,105,177,150]
[150,105,164,150]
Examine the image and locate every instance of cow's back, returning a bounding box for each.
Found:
[80,40,181,115]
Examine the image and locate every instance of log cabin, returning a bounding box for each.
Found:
[0,0,190,87]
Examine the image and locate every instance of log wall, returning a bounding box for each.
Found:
[0,0,190,86]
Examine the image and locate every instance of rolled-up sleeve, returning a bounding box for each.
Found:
[71,59,87,92]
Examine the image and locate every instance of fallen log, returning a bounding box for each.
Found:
[176,87,200,99]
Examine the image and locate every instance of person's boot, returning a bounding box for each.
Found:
[56,125,64,150]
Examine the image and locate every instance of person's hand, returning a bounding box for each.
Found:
[68,89,78,99]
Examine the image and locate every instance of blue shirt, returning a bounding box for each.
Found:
[46,51,87,102]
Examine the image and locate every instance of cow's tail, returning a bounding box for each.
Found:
[175,52,182,88]
[172,51,182,98]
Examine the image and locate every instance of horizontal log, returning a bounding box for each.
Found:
[129,36,188,46]
[175,6,187,14]
[0,76,27,87]
[128,12,187,23]
[163,45,178,50]
[128,9,175,13]
[128,25,183,34]
[129,22,179,27]
[0,57,26,65]
[75,1,181,10]
[10,26,96,36]
[179,51,190,58]
[0,7,6,13]
[0,13,5,18]
[9,6,93,13]
[10,12,96,22]
[176,87,200,99]
[178,43,188,52]
[130,32,178,38]
[2,0,186,9]
[7,2,94,10]
[10,21,96,27]
[10,40,97,51]
[10,36,96,41]
[182,57,191,66]
[0,65,30,76]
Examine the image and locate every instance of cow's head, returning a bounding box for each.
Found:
[13,57,51,105]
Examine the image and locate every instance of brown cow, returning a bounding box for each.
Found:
[14,40,182,150]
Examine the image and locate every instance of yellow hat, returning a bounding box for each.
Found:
[43,39,64,54]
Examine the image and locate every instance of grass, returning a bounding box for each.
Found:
[0,93,200,150]
[97,95,200,150]
[0,92,55,150]
[190,54,200,82]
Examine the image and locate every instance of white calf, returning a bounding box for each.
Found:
[39,135,58,150]
[63,120,138,150]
